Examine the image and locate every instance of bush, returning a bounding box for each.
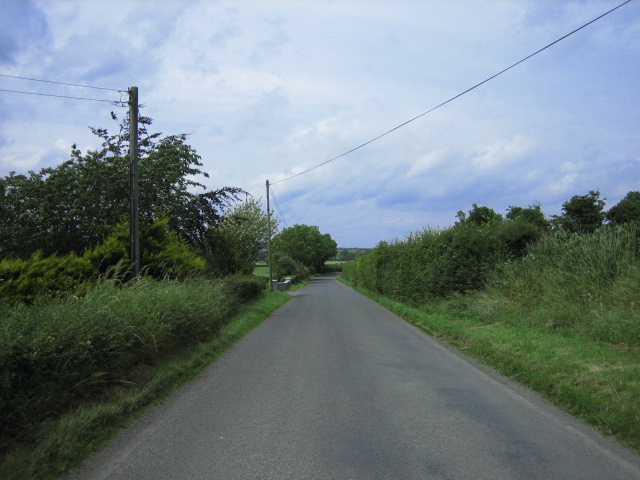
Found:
[271,251,309,282]
[226,275,265,302]
[85,219,205,280]
[0,253,96,304]
[0,278,237,454]
[0,220,206,305]
[342,207,551,304]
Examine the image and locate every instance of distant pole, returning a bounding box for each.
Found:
[129,86,140,279]
[266,179,273,291]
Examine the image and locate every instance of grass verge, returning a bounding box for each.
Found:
[339,276,640,454]
[0,289,291,480]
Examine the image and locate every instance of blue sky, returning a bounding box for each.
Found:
[1,0,638,247]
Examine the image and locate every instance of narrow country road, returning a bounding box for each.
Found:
[68,275,640,480]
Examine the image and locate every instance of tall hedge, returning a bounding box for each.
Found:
[342,210,548,303]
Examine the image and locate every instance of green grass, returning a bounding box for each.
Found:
[0,286,291,480]
[253,265,270,278]
[340,276,640,454]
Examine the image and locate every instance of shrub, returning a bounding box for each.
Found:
[0,253,96,304]
[0,278,236,454]
[271,251,309,282]
[226,275,265,302]
[84,219,205,280]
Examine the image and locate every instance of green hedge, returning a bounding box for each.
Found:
[0,276,262,454]
[342,217,546,303]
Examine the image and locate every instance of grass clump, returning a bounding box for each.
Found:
[0,275,267,463]
[473,225,640,346]
[0,282,290,480]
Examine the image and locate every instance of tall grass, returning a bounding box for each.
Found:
[468,226,640,346]
[0,275,262,458]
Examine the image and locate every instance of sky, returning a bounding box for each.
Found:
[1,0,638,248]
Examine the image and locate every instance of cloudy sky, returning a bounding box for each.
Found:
[1,0,638,247]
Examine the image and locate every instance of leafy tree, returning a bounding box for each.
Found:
[0,112,243,259]
[506,204,550,230]
[272,224,337,273]
[551,190,606,234]
[607,191,640,225]
[466,203,503,225]
[456,204,502,226]
[204,198,277,277]
[499,204,552,258]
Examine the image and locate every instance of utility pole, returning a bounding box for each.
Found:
[266,179,273,291]
[129,86,140,279]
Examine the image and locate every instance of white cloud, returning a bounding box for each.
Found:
[407,151,445,178]
[471,135,533,171]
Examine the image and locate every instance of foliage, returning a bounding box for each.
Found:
[337,250,357,261]
[480,224,640,345]
[0,253,95,305]
[205,198,277,277]
[0,276,262,456]
[458,203,503,225]
[226,274,265,301]
[551,190,606,234]
[271,251,309,282]
[272,224,337,273]
[506,203,550,230]
[83,218,206,279]
[0,112,243,260]
[343,203,549,302]
[607,191,640,225]
[0,219,204,305]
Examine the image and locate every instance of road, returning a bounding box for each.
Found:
[68,274,640,479]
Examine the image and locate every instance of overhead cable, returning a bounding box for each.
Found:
[271,0,632,185]
[0,73,125,92]
[0,88,124,104]
[270,187,289,228]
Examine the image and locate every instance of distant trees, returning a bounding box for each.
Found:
[607,191,640,225]
[272,224,337,274]
[551,190,606,234]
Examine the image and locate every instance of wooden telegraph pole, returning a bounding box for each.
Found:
[129,86,140,278]
[266,180,273,291]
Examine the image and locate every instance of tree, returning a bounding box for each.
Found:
[467,203,503,225]
[551,190,606,234]
[606,191,640,225]
[0,112,243,259]
[501,204,550,259]
[272,224,337,273]
[204,198,277,276]
[456,204,502,226]
[338,249,356,261]
[506,204,550,231]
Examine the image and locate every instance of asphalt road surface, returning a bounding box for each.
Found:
[68,275,640,479]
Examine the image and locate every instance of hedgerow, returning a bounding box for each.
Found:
[0,275,263,456]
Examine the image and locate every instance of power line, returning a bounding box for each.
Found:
[272,0,632,186]
[0,87,125,104]
[270,187,289,229]
[0,73,125,92]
